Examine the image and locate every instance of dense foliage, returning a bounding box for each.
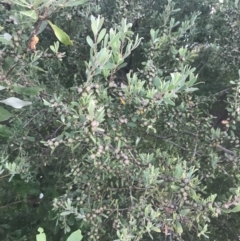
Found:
[1,0,240,240]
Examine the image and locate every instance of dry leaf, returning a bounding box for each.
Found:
[119,97,126,105]
[28,34,39,50]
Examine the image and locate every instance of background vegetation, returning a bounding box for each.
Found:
[1,0,240,240]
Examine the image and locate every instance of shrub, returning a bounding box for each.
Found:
[1,0,240,240]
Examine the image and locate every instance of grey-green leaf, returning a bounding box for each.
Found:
[86,36,94,48]
[0,97,32,109]
[0,107,12,122]
[20,10,38,20]
[88,100,95,118]
[67,229,83,241]
[230,204,240,213]
[64,0,89,7]
[97,28,106,44]
[12,86,43,96]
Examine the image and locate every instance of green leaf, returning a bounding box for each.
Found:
[127,122,137,127]
[172,8,181,13]
[33,0,45,7]
[150,29,155,41]
[0,97,32,109]
[64,0,89,6]
[27,136,36,142]
[103,33,109,47]
[67,229,83,241]
[20,10,38,20]
[230,204,240,213]
[0,124,11,138]
[180,209,190,216]
[97,28,106,44]
[185,87,198,92]
[88,100,95,118]
[91,15,98,36]
[36,20,48,35]
[60,211,72,216]
[90,134,96,144]
[173,164,183,178]
[163,98,175,106]
[10,0,30,7]
[175,220,183,235]
[173,21,180,27]
[235,0,239,8]
[33,66,47,72]
[0,107,12,122]
[2,56,14,71]
[186,73,197,87]
[101,63,115,70]
[12,86,43,96]
[86,36,94,48]
[0,34,12,45]
[50,45,56,53]
[47,20,73,46]
[171,184,180,191]
[153,76,161,88]
[151,227,161,233]
[144,205,150,217]
[72,143,80,152]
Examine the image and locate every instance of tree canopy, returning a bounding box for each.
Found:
[1,0,240,240]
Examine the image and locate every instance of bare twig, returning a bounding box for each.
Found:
[23,109,45,128]
[216,144,234,155]
[165,140,190,152]
[0,174,10,180]
[191,133,199,161]
[0,200,23,209]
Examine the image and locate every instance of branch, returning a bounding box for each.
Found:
[216,144,234,155]
[0,200,23,209]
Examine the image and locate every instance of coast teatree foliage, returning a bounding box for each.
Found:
[1,0,240,240]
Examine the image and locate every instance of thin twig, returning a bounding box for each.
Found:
[0,174,10,180]
[88,185,91,208]
[0,200,23,209]
[149,133,175,140]
[191,133,199,161]
[23,109,45,128]
[165,140,190,152]
[216,144,234,155]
